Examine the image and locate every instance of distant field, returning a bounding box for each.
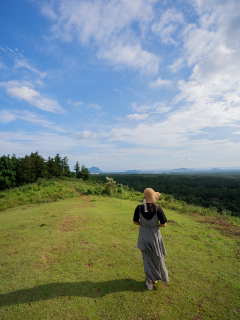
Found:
[0,183,239,319]
[96,173,240,217]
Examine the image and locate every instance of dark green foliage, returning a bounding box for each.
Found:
[96,173,240,217]
[73,163,90,180]
[46,157,54,178]
[74,161,81,178]
[29,152,48,180]
[79,165,90,181]
[0,155,16,190]
[0,152,88,190]
[16,155,36,185]
[61,156,70,176]
[53,153,62,176]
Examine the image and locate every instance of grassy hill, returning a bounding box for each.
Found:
[0,179,239,319]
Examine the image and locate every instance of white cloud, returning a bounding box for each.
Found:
[0,80,34,89]
[76,130,98,140]
[126,113,148,120]
[67,99,84,106]
[151,8,184,45]
[7,86,39,102]
[0,109,65,131]
[35,79,45,87]
[41,2,57,21]
[6,47,14,53]
[115,89,122,94]
[40,0,160,74]
[98,42,159,74]
[149,77,172,88]
[0,61,6,69]
[0,110,17,124]
[1,46,48,78]
[168,57,184,73]
[87,103,101,110]
[132,102,172,113]
[47,0,155,43]
[14,59,48,78]
[5,85,65,113]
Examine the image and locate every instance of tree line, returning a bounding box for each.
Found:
[96,173,240,217]
[0,152,90,190]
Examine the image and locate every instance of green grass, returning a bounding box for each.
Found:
[0,179,78,212]
[0,180,240,319]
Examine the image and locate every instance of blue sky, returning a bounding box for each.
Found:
[0,0,240,171]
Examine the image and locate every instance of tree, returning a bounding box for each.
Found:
[80,165,90,181]
[53,153,62,176]
[61,156,70,176]
[46,157,55,178]
[17,155,36,184]
[74,161,81,179]
[0,155,16,190]
[29,151,48,179]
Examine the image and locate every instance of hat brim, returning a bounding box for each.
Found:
[145,192,161,203]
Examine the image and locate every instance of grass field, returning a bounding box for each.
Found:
[0,182,240,319]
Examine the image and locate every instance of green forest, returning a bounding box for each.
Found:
[0,152,91,191]
[96,173,240,217]
[1,152,240,217]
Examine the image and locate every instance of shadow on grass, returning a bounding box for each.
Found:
[0,279,145,307]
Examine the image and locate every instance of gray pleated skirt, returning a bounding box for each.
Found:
[137,213,169,283]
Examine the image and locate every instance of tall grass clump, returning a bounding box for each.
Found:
[0,180,77,212]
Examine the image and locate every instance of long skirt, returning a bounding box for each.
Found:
[142,250,169,283]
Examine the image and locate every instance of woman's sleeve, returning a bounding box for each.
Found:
[157,206,167,224]
[133,205,140,222]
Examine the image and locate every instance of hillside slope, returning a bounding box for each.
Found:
[0,189,239,319]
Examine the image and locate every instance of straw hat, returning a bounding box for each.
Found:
[144,188,161,203]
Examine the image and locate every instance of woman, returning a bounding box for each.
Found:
[133,188,169,290]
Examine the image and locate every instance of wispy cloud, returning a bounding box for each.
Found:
[132,102,172,114]
[1,46,48,78]
[40,0,160,74]
[2,83,66,113]
[149,77,172,88]
[87,103,101,110]
[40,2,57,21]
[76,130,98,140]
[0,109,65,132]
[0,61,6,69]
[114,89,122,94]
[14,59,48,78]
[151,8,184,45]
[67,99,84,106]
[126,113,148,121]
[168,57,185,73]
[0,110,16,124]
[97,42,160,74]
[0,80,34,89]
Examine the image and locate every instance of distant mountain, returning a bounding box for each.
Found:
[88,167,103,173]
[170,168,193,172]
[124,170,142,174]
[211,168,221,171]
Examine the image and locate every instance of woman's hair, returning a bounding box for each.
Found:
[147,203,158,213]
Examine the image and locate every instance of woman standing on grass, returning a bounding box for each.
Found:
[133,188,169,290]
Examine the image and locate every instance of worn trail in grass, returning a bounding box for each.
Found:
[0,195,239,320]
